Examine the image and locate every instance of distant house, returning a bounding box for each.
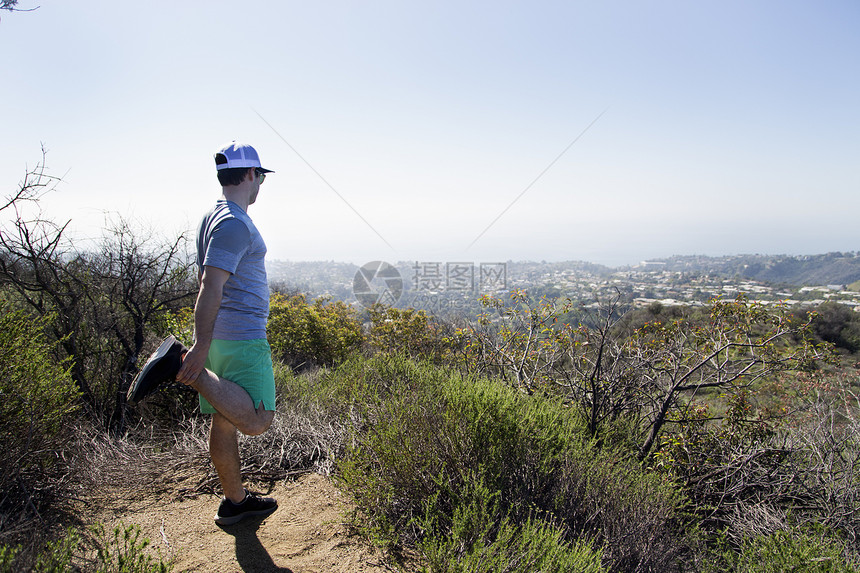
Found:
[799,286,831,293]
[639,261,667,271]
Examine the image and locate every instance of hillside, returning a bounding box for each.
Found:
[650,252,860,286]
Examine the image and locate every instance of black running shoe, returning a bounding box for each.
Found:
[215,490,278,526]
[127,335,188,404]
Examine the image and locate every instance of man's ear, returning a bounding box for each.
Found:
[246,168,256,182]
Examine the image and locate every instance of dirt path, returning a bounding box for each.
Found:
[96,473,397,573]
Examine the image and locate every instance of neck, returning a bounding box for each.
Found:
[221,185,253,212]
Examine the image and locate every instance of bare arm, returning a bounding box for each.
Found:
[176,265,231,385]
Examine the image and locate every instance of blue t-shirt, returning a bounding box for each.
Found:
[196,199,269,340]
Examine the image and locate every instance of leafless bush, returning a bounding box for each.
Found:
[786,389,860,549]
[674,382,860,559]
[0,150,197,431]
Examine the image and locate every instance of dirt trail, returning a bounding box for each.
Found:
[96,473,396,573]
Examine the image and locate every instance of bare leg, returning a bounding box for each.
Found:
[210,412,246,503]
[187,369,274,436]
[183,367,275,505]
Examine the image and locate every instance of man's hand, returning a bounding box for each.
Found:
[176,343,208,386]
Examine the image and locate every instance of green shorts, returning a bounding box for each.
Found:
[199,338,276,414]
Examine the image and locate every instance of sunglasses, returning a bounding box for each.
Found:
[255,168,266,183]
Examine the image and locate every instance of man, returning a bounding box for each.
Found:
[128,141,278,526]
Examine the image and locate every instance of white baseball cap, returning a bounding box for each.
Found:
[214,141,273,173]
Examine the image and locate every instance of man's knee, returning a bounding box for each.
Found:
[240,409,274,436]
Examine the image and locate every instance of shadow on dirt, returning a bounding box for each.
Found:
[219,515,292,573]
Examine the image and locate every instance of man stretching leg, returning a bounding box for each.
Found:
[129,141,278,525]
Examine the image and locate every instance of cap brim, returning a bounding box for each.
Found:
[257,167,274,173]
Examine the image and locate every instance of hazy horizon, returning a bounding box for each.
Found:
[267,249,860,271]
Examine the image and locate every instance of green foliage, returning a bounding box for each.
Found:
[0,305,79,522]
[267,293,363,369]
[613,301,695,337]
[0,307,78,443]
[366,304,458,363]
[0,523,170,573]
[159,306,195,348]
[33,528,79,571]
[461,290,579,393]
[91,522,172,573]
[806,301,860,354]
[418,476,605,573]
[335,353,687,571]
[0,544,19,573]
[703,527,857,573]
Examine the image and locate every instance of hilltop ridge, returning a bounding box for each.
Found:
[636,252,860,287]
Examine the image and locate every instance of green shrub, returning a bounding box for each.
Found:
[807,302,860,354]
[33,528,78,572]
[159,306,195,348]
[417,474,605,573]
[550,444,687,571]
[335,353,688,571]
[0,305,79,525]
[366,304,458,363]
[268,293,363,369]
[90,522,172,573]
[0,523,171,573]
[0,544,19,573]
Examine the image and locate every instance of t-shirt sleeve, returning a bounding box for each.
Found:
[202,218,251,274]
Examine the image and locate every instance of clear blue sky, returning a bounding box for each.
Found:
[1,1,858,267]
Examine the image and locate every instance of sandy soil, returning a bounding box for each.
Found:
[94,473,399,573]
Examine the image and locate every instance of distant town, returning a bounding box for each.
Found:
[266,253,860,317]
